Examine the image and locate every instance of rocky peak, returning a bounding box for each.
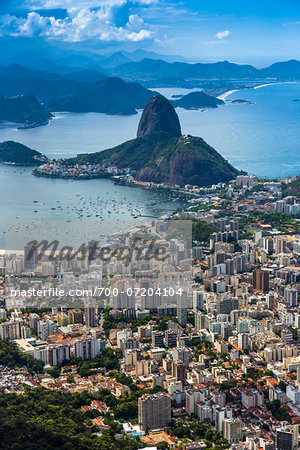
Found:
[137,95,181,138]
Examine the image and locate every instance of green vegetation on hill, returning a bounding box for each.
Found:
[0,388,141,449]
[0,141,45,165]
[193,220,217,244]
[65,131,239,186]
[0,339,44,374]
[0,93,52,126]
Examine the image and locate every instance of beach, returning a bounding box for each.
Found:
[217,89,238,100]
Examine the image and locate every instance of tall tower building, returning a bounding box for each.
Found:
[84,302,97,328]
[276,425,298,450]
[193,291,205,310]
[24,244,38,270]
[253,269,269,292]
[138,393,171,430]
[172,360,186,384]
[223,419,243,443]
[88,240,99,265]
[238,333,249,351]
[75,337,99,360]
[177,292,188,326]
[68,309,84,325]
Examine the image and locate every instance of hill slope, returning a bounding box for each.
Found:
[0,141,47,165]
[0,94,52,126]
[65,131,239,186]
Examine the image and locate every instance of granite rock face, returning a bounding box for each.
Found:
[137,95,181,138]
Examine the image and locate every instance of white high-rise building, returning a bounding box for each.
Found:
[193,291,205,310]
[75,336,100,360]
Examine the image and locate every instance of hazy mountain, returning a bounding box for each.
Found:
[121,49,189,63]
[0,64,64,81]
[47,78,157,115]
[65,70,108,83]
[112,58,300,82]
[99,52,132,68]
[259,59,300,79]
[0,66,157,115]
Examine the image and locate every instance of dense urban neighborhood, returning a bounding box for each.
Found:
[1,174,300,449]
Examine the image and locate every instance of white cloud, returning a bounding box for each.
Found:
[0,5,153,42]
[283,21,300,26]
[24,0,156,9]
[214,29,230,40]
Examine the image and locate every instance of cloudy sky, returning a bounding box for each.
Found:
[1,0,300,63]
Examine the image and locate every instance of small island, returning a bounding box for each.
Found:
[231,99,254,105]
[171,91,224,109]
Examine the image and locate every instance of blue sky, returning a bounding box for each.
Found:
[0,0,299,64]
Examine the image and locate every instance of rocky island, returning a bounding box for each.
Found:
[33,95,240,187]
[231,99,254,105]
[171,91,224,109]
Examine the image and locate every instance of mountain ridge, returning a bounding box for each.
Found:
[112,58,300,82]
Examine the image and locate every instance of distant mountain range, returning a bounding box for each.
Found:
[111,58,300,82]
[0,64,225,120]
[1,40,300,84]
[0,39,193,72]
[0,56,299,124]
[0,65,157,116]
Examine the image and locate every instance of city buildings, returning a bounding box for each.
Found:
[138,393,171,430]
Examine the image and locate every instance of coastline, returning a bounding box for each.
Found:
[218,81,299,101]
[217,81,298,101]
[253,81,297,90]
[217,89,238,100]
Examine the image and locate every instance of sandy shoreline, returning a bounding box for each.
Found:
[253,81,297,90]
[218,81,297,100]
[217,89,238,100]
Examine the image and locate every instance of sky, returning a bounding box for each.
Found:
[0,0,300,64]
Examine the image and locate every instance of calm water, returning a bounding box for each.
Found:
[1,82,300,248]
[155,83,300,178]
